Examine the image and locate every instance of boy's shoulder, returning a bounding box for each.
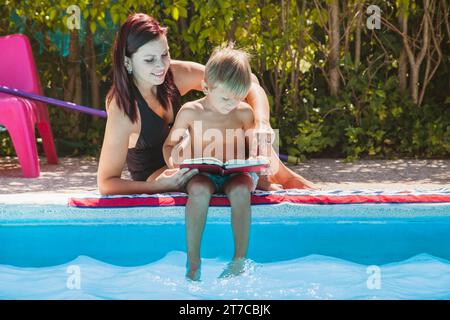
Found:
[235,101,254,120]
[236,101,252,112]
[178,100,204,117]
[181,99,205,110]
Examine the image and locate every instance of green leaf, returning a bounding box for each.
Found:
[172,7,179,20]
[194,19,201,33]
[178,6,187,18]
[189,41,196,53]
[90,21,96,33]
[98,19,107,29]
[90,8,97,18]
[375,90,386,98]
[111,12,119,25]
[48,8,57,20]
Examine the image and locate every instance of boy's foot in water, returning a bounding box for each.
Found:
[186,260,201,281]
[219,258,247,278]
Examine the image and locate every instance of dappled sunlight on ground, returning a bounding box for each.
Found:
[0,157,449,194]
[0,156,129,194]
[290,159,449,190]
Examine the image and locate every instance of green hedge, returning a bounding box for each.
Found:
[1,0,449,160]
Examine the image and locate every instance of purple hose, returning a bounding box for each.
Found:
[0,85,107,118]
[278,153,302,164]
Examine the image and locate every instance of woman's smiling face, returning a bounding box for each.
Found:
[129,35,171,87]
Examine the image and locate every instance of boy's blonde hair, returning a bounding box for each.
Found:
[205,44,252,98]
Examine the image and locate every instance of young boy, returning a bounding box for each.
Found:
[163,45,260,281]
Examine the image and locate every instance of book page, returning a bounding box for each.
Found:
[224,158,269,169]
[182,157,224,166]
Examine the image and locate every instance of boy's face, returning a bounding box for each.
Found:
[205,82,247,115]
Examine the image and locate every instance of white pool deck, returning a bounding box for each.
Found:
[0,157,449,205]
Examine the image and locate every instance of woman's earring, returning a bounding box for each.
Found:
[126,65,132,74]
[125,60,132,74]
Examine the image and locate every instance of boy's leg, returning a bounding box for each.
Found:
[223,174,253,260]
[185,174,216,280]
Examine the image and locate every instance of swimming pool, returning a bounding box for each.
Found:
[1,203,450,299]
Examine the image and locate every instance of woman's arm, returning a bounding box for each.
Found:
[239,103,255,157]
[171,59,262,100]
[97,100,151,195]
[97,99,196,195]
[245,82,271,127]
[170,60,205,95]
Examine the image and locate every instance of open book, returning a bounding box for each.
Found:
[180,157,270,176]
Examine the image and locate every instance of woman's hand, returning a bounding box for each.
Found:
[148,167,199,192]
[249,121,276,158]
[256,174,283,191]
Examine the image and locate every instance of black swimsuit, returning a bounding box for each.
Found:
[126,84,181,181]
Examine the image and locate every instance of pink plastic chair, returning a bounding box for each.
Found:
[0,34,58,178]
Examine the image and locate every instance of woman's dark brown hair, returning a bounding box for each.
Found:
[106,13,178,123]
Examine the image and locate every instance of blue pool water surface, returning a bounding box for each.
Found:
[1,203,450,299]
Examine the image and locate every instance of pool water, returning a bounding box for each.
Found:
[1,203,450,299]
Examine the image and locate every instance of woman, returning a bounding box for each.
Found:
[97,13,316,195]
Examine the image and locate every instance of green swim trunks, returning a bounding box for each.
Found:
[200,172,259,193]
